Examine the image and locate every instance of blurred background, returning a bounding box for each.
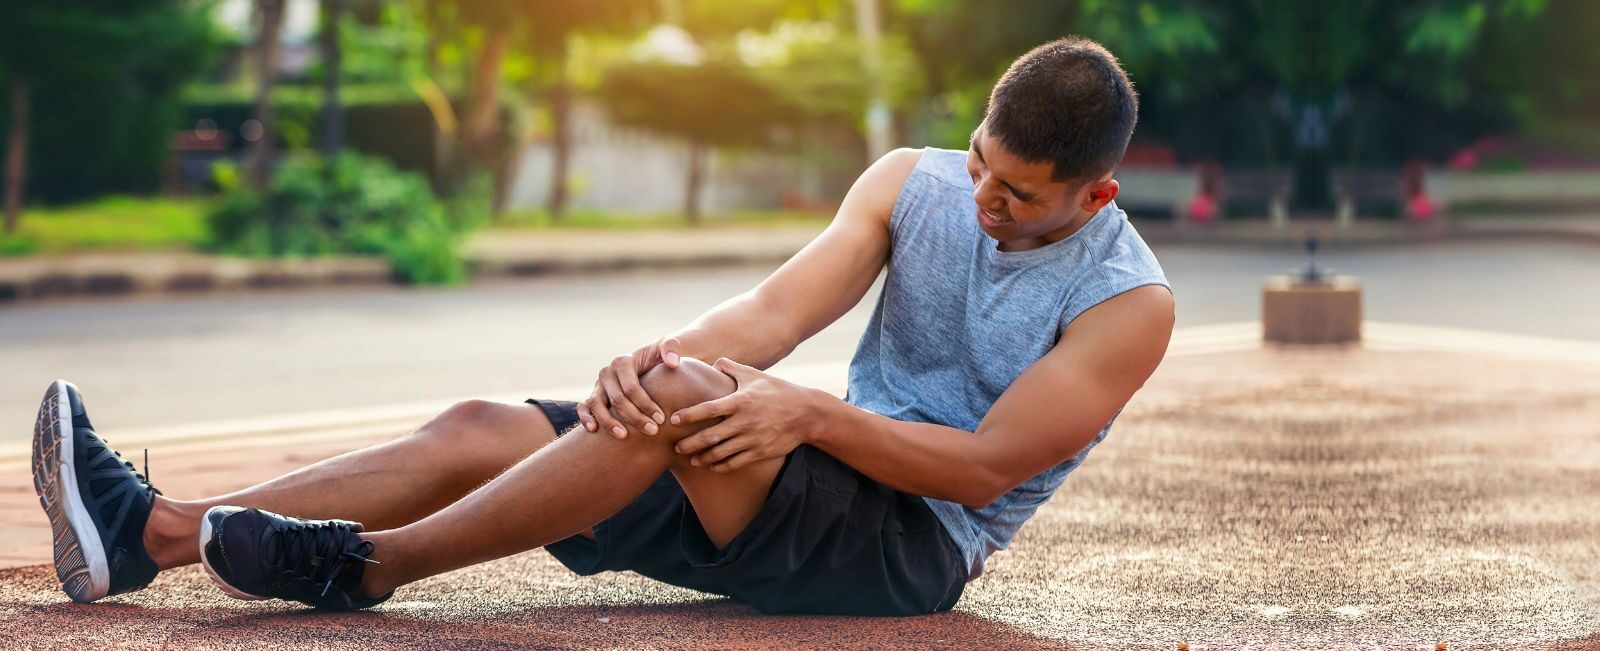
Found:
[3,0,1600,264]
[1,0,1598,429]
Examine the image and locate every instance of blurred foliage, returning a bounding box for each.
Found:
[742,21,925,128]
[207,152,487,284]
[599,59,795,150]
[1467,0,1600,152]
[0,0,221,204]
[182,91,439,178]
[889,0,1589,169]
[889,0,1083,94]
[0,197,208,257]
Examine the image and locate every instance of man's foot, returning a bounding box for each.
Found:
[30,380,161,602]
[199,506,390,610]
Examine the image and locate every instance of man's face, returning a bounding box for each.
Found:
[965,124,1087,245]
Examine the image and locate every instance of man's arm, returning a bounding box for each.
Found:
[579,149,921,437]
[802,284,1173,507]
[665,148,920,369]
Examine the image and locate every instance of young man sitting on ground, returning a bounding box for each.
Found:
[31,37,1173,615]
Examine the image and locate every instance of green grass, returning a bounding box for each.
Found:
[0,200,827,257]
[0,196,210,257]
[494,208,832,231]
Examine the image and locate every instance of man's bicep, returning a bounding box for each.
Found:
[752,148,920,342]
[977,285,1175,478]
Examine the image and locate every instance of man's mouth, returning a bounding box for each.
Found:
[977,207,1012,227]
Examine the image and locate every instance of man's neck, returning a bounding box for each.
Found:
[996,208,1095,253]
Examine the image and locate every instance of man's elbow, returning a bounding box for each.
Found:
[955,467,1015,510]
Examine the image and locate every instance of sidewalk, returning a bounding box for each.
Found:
[4,326,1600,648]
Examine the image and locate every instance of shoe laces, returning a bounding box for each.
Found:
[135,449,161,496]
[266,518,379,598]
[101,435,161,496]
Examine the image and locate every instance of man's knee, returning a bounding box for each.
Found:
[413,398,539,460]
[638,357,735,441]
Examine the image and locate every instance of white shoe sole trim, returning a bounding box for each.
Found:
[35,380,111,603]
[199,506,268,601]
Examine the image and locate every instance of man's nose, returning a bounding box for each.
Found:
[972,178,1004,210]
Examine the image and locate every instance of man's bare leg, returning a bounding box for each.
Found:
[143,398,565,570]
[357,359,783,597]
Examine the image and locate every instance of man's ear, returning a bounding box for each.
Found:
[1079,178,1119,213]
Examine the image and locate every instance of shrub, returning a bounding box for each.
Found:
[206,153,485,284]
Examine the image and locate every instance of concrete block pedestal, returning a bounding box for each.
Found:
[1262,274,1363,344]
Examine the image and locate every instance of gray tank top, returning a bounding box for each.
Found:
[845,148,1170,578]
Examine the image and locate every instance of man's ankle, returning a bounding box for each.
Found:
[356,531,403,598]
[143,496,203,571]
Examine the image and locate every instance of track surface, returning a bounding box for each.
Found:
[4,348,1600,649]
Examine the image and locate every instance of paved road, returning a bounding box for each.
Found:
[3,347,1598,649]
[1,238,1597,439]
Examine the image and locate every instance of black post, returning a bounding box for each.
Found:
[320,0,345,156]
[1302,231,1322,283]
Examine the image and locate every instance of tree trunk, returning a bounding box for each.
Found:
[3,74,30,234]
[320,0,345,156]
[545,73,573,220]
[684,140,706,224]
[491,137,521,216]
[463,26,510,215]
[423,0,452,189]
[249,0,285,189]
[463,27,509,166]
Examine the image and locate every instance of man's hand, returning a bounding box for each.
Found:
[670,358,824,472]
[577,337,685,438]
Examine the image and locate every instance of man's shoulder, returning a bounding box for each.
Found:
[870,148,972,232]
[872,147,971,192]
[1077,205,1165,273]
[907,147,971,189]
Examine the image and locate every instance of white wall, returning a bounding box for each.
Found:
[506,104,838,215]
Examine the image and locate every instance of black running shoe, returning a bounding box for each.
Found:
[30,380,161,603]
[199,506,390,610]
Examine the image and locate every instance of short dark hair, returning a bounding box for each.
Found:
[983,37,1139,183]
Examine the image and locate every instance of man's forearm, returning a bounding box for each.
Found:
[668,290,799,371]
[806,396,1011,509]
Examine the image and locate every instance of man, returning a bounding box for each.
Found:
[30,37,1172,615]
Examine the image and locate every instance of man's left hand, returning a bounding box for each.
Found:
[670,358,825,472]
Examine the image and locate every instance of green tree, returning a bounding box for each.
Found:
[0,0,216,232]
[1442,0,1597,151]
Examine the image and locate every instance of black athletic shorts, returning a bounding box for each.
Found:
[527,398,968,616]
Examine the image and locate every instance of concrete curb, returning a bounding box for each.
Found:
[0,227,826,306]
[464,227,821,278]
[0,253,393,303]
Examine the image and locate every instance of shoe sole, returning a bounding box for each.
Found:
[198,505,267,601]
[31,380,110,603]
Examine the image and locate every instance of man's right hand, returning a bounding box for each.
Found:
[576,337,683,438]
